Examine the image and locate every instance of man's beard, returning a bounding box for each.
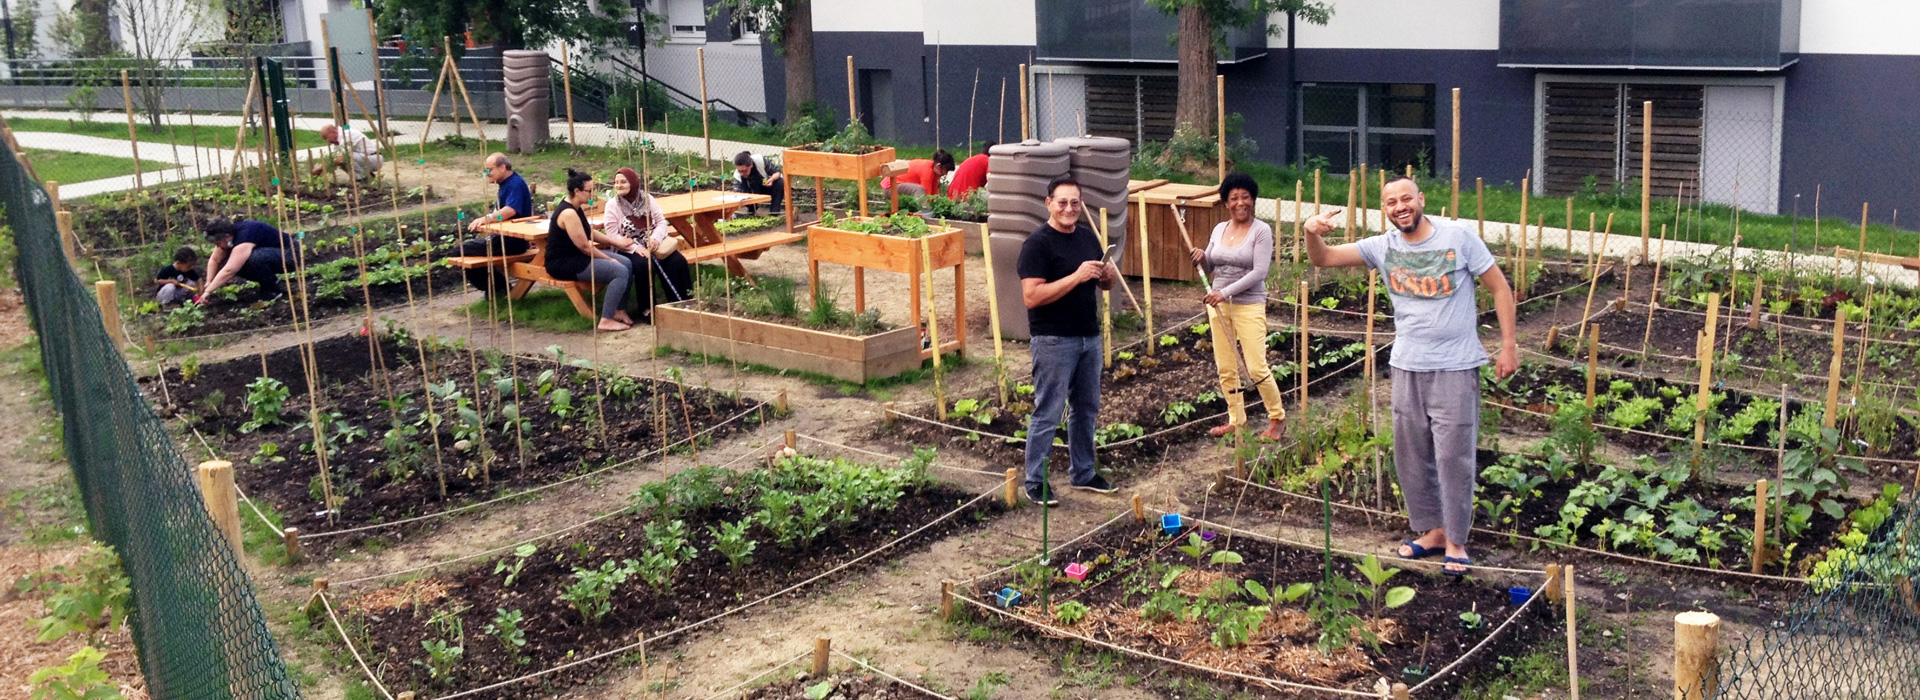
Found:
[1394,213,1423,233]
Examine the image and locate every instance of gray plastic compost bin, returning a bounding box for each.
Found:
[1055,136,1133,266]
[502,50,552,154]
[985,140,1072,340]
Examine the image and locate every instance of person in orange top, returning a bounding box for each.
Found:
[945,142,991,200]
[889,149,955,198]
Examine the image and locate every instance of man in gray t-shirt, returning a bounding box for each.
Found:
[1304,175,1517,576]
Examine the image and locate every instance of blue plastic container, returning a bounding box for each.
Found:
[1160,513,1183,536]
[1509,586,1532,605]
[996,587,1022,608]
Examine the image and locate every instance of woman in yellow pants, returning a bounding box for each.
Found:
[1189,172,1286,440]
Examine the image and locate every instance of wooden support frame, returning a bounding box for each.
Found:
[806,221,967,360]
[781,146,898,234]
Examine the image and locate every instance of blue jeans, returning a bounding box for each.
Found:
[1024,334,1102,488]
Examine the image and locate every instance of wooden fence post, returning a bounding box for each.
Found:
[1746,277,1765,330]
[941,580,956,621]
[881,401,896,427]
[775,389,788,415]
[1004,469,1018,507]
[196,460,243,555]
[1751,479,1769,574]
[1565,563,1580,700]
[284,527,303,564]
[94,280,125,349]
[1674,611,1722,700]
[813,638,832,676]
[784,429,797,450]
[56,211,78,264]
[1132,493,1145,522]
[1824,308,1847,428]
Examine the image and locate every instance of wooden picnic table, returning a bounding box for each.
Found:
[471,189,791,317]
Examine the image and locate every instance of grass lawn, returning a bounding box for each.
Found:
[418,137,733,193]
[462,289,593,333]
[5,117,326,151]
[29,149,171,184]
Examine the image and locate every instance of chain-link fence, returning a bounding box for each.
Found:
[0,128,302,700]
[1706,497,1920,699]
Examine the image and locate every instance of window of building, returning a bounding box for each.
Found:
[1297,83,1436,175]
[729,8,762,41]
[666,0,705,38]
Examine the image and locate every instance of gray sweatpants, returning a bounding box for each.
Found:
[1391,367,1481,545]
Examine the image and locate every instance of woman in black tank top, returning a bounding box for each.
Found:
[544,170,636,331]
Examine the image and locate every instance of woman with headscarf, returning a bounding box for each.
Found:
[600,167,695,322]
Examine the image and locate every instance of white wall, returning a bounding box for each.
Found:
[811,0,922,34]
[1279,0,1500,51]
[1799,0,1920,55]
[923,0,1035,46]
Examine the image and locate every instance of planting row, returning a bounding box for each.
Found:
[325,452,1000,698]
[74,178,431,251]
[145,331,764,550]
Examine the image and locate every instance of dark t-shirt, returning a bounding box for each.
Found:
[154,264,201,285]
[234,220,294,249]
[543,200,591,279]
[499,172,533,218]
[1017,222,1103,337]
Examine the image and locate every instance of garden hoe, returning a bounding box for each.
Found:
[1170,204,1256,387]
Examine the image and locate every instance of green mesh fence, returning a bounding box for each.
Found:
[1,136,302,699]
[1706,499,1920,699]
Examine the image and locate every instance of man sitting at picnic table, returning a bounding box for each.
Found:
[315,124,383,183]
[459,153,535,295]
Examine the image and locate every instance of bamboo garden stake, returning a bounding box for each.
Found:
[1139,195,1154,354]
[1752,479,1770,574]
[1292,180,1304,263]
[980,214,1008,405]
[1099,209,1113,367]
[1450,87,1461,216]
[1476,177,1485,239]
[1018,64,1029,141]
[846,56,858,125]
[562,43,577,151]
[1851,281,1873,404]
[922,238,947,419]
[1297,279,1309,416]
[1693,293,1722,459]
[698,47,711,161]
[1516,176,1529,260]
[1216,74,1226,181]
[1857,202,1870,284]
[1640,100,1652,260]
[1565,564,1580,700]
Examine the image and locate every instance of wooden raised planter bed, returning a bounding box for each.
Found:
[807,219,967,361]
[654,300,924,383]
[781,146,897,232]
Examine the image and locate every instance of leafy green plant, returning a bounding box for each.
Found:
[559,559,639,624]
[22,548,130,644]
[241,377,290,433]
[709,519,757,571]
[162,302,206,335]
[494,544,537,588]
[1054,600,1091,624]
[1159,334,1179,347]
[1092,423,1145,446]
[1160,401,1196,425]
[1353,554,1417,618]
[804,680,835,700]
[1176,533,1211,562]
[636,520,699,591]
[28,646,122,700]
[483,608,529,665]
[416,607,466,686]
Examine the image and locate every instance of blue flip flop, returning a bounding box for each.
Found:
[1398,540,1443,560]
[1442,555,1473,576]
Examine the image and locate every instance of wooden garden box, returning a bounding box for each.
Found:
[1124,181,1226,283]
[654,300,924,383]
[781,146,897,232]
[807,220,967,361]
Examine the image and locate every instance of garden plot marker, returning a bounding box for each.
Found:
[1825,308,1847,428]
[1674,611,1721,700]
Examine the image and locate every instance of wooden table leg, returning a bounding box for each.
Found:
[953,263,967,358]
[909,263,922,340]
[784,172,795,233]
[853,267,865,313]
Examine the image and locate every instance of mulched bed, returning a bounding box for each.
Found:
[144,333,764,553]
[893,324,1382,473]
[971,522,1544,695]
[740,673,927,699]
[340,484,1002,699]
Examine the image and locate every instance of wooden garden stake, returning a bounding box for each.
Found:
[813,638,832,676]
[1752,479,1769,574]
[1137,196,1155,355]
[561,43,578,151]
[1824,308,1847,428]
[1131,493,1145,522]
[1450,87,1461,216]
[846,56,858,126]
[1391,684,1411,700]
[397,693,413,700]
[1565,563,1580,700]
[196,460,243,555]
[999,76,1007,143]
[283,527,302,563]
[1517,176,1529,261]
[1543,325,1559,351]
[1018,63,1029,141]
[1098,208,1112,367]
[1515,216,1528,301]
[980,216,1008,403]
[775,389,789,416]
[1585,325,1600,413]
[1640,100,1652,260]
[967,68,979,147]
[1215,74,1226,181]
[94,281,124,349]
[1297,279,1309,416]
[785,429,797,450]
[1573,225,1605,348]
[1313,169,1322,219]
[941,580,956,621]
[882,401,896,427]
[1292,180,1304,263]
[1475,177,1485,239]
[1004,469,1018,507]
[1851,281,1874,404]
[1775,384,1789,545]
[1543,564,1563,603]
[120,70,144,194]
[1674,611,1722,700]
[1344,172,1357,241]
[1857,202,1870,284]
[1693,293,1722,456]
[696,47,713,161]
[1357,163,1368,226]
[1366,269,1383,505]
[922,238,947,415]
[1746,276,1765,330]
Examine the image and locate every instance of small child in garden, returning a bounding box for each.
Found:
[154,246,201,305]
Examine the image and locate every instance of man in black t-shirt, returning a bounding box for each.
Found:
[154,246,202,305]
[1016,176,1120,505]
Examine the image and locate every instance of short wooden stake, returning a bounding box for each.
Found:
[303,578,330,618]
[981,207,1008,398]
[1584,325,1600,413]
[1131,493,1145,522]
[1824,308,1846,429]
[1215,74,1226,181]
[1693,293,1721,453]
[775,389,789,415]
[56,211,78,264]
[882,401,896,427]
[1746,277,1765,330]
[1543,564,1563,603]
[1297,280,1309,415]
[784,429,797,450]
[196,460,243,556]
[941,580,956,621]
[1391,683,1411,700]
[1140,195,1155,353]
[1564,563,1580,700]
[1004,469,1019,507]
[1543,325,1560,351]
[95,280,125,349]
[45,180,59,213]
[1674,611,1722,700]
[1857,201,1870,284]
[1751,479,1769,574]
[813,637,831,676]
[284,527,303,564]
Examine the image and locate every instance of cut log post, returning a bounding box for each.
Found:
[1693,293,1722,453]
[196,460,243,556]
[1747,277,1765,330]
[1752,479,1769,574]
[775,389,788,415]
[941,580,956,621]
[1674,611,1722,700]
[1544,563,1563,603]
[1132,493,1145,522]
[881,401,896,427]
[284,527,302,564]
[784,429,797,450]
[813,637,832,676]
[1004,469,1018,507]
[95,280,125,349]
[56,211,78,264]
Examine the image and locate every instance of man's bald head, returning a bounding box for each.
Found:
[1381,175,1427,234]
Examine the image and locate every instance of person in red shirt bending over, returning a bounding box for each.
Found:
[890,149,956,198]
[945,142,991,201]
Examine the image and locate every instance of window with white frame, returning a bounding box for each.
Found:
[729,8,762,41]
[665,0,705,38]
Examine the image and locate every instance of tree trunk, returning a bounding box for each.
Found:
[1174,4,1215,138]
[783,0,817,124]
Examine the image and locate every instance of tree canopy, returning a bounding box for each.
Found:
[377,0,630,51]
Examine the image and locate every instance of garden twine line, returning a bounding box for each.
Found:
[1516,345,1920,410]
[885,310,1211,411]
[1223,476,1817,584]
[1406,584,1546,696]
[304,401,766,539]
[422,485,1003,700]
[794,433,1003,476]
[330,436,782,588]
[830,650,956,699]
[695,650,813,700]
[314,590,397,700]
[1488,398,1920,468]
[965,510,1135,587]
[1150,505,1548,576]
[949,591,1384,698]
